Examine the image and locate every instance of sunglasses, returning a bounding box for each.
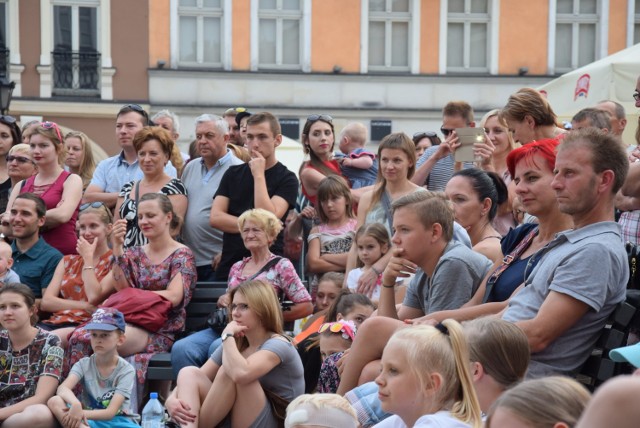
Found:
[634,92,640,101]
[41,121,64,143]
[307,114,333,123]
[0,115,17,125]
[413,131,438,140]
[440,127,454,137]
[119,104,150,123]
[224,107,247,115]
[6,155,33,164]
[318,321,356,341]
[80,201,106,211]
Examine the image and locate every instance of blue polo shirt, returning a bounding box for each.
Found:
[89,152,178,193]
[11,237,63,298]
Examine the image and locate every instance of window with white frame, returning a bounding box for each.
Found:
[177,0,224,67]
[554,0,600,73]
[446,0,491,73]
[52,1,100,95]
[368,0,412,71]
[257,0,303,69]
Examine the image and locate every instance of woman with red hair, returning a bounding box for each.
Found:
[412,138,574,324]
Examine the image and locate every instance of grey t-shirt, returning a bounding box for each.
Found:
[69,354,137,419]
[211,336,304,401]
[403,241,493,314]
[181,152,244,266]
[502,221,628,378]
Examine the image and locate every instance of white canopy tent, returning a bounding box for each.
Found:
[537,43,640,145]
[278,135,306,177]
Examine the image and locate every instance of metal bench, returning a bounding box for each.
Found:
[147,281,227,381]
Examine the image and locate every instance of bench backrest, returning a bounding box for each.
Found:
[184,281,228,332]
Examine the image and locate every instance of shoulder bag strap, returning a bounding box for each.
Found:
[380,191,394,232]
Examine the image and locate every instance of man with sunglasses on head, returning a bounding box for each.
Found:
[411,101,476,191]
[222,107,246,147]
[83,104,177,208]
[210,112,298,281]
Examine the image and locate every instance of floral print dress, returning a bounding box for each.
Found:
[41,251,113,327]
[65,246,196,405]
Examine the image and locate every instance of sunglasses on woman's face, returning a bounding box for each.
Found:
[6,155,33,164]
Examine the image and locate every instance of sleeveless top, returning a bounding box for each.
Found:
[22,171,78,255]
[301,160,344,207]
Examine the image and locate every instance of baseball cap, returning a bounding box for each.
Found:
[235,111,252,127]
[610,343,640,368]
[85,308,126,332]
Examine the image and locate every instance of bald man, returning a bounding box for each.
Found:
[596,100,627,137]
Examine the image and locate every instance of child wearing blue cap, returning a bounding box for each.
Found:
[47,308,139,427]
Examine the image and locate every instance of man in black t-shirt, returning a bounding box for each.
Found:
[211,112,298,280]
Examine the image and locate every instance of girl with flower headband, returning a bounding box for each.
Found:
[317,320,358,394]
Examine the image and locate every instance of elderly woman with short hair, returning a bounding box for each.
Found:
[217,208,313,321]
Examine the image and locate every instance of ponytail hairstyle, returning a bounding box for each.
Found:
[450,169,508,221]
[366,133,416,219]
[354,223,391,268]
[463,317,530,391]
[501,87,559,128]
[138,193,181,232]
[486,376,590,428]
[388,320,482,428]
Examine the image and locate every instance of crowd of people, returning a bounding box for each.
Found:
[0,74,639,428]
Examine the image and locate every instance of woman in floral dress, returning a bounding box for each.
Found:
[65,193,196,405]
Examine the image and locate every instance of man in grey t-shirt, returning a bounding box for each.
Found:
[502,128,629,378]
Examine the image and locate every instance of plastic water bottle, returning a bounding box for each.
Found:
[141,392,164,428]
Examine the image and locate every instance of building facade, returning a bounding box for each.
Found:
[1,0,639,152]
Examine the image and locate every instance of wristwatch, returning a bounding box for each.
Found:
[221,333,234,342]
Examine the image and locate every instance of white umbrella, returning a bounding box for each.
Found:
[537,44,640,145]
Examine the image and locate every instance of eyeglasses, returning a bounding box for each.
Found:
[440,127,454,137]
[413,131,438,140]
[318,321,356,341]
[6,155,33,164]
[119,104,150,124]
[634,92,640,101]
[230,303,250,312]
[224,107,247,115]
[0,115,17,125]
[41,121,64,143]
[80,201,106,211]
[307,114,333,123]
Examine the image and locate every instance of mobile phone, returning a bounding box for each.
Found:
[454,127,485,163]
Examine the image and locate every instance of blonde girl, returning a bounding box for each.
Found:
[374,320,482,428]
[307,176,357,298]
[346,223,393,302]
[64,131,96,191]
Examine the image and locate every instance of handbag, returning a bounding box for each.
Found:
[207,257,283,334]
[101,287,172,332]
[264,389,288,428]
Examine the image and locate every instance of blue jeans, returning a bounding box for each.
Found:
[171,328,222,377]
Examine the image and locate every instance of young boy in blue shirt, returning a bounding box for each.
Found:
[47,308,139,427]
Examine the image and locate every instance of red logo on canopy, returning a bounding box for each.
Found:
[574,74,590,100]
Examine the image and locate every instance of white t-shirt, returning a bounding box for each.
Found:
[373,411,471,428]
